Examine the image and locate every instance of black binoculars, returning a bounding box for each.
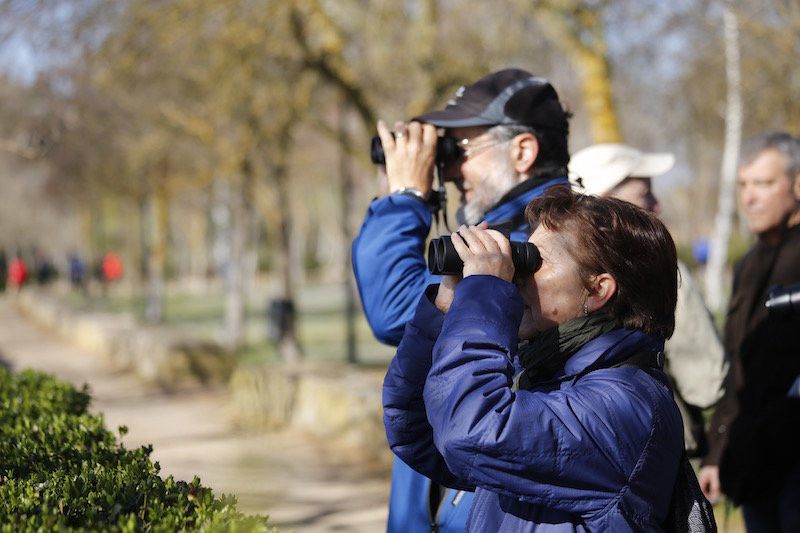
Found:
[370,135,463,166]
[427,235,541,276]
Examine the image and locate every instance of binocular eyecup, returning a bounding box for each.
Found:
[427,235,541,276]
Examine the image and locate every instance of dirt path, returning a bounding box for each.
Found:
[0,298,389,532]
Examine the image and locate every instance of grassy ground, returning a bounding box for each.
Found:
[64,279,396,366]
[714,501,745,532]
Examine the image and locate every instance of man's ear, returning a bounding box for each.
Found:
[585,273,617,314]
[511,133,539,176]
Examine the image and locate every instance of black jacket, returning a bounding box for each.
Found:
[704,224,800,504]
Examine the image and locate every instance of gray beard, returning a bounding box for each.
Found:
[462,200,485,225]
[462,157,518,225]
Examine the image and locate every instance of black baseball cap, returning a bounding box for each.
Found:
[414,68,568,132]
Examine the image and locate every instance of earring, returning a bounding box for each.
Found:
[583,303,589,316]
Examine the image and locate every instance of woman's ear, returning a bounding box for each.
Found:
[585,273,617,314]
[511,133,539,175]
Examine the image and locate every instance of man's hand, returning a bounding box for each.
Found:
[450,224,515,282]
[697,465,721,504]
[376,120,437,198]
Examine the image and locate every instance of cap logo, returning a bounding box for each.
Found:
[447,85,466,106]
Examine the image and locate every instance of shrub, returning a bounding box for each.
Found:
[0,367,275,532]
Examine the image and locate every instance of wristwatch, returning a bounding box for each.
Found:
[392,187,426,201]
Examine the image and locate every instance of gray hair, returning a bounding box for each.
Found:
[740,132,800,181]
[487,124,570,179]
[488,124,538,142]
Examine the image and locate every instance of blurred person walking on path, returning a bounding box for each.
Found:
[569,143,728,458]
[353,69,571,532]
[8,253,28,290]
[68,253,88,294]
[696,132,800,532]
[33,248,58,286]
[101,252,124,283]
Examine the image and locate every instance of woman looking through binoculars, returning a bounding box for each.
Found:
[383,188,687,531]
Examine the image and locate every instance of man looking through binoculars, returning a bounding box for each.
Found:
[352,69,571,532]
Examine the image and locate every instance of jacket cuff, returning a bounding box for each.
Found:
[406,284,445,340]
[367,194,432,226]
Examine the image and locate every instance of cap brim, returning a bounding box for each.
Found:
[631,153,675,178]
[412,110,498,128]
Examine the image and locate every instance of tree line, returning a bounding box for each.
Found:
[0,0,797,360]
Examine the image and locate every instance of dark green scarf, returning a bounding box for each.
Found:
[514,314,619,390]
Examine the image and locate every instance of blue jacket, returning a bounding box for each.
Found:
[352,177,566,532]
[384,276,684,532]
[352,177,567,346]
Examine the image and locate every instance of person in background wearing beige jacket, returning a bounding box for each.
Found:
[569,143,728,457]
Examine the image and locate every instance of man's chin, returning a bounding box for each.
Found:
[462,200,486,225]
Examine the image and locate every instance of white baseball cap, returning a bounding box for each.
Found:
[568,143,676,196]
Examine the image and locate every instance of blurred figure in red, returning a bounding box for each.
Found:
[101,252,124,283]
[8,254,28,290]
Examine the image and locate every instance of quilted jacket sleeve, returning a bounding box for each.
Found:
[424,276,669,515]
[352,194,439,346]
[383,285,474,491]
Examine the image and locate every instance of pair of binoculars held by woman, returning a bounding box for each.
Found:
[427,235,541,276]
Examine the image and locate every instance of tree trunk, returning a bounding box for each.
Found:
[704,2,742,314]
[574,47,621,144]
[338,101,358,364]
[534,4,622,144]
[224,179,245,351]
[272,153,303,364]
[145,182,169,324]
[223,157,256,352]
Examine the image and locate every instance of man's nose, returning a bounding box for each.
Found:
[650,197,661,215]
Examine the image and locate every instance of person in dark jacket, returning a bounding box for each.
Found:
[698,132,800,532]
[384,189,684,531]
[353,69,571,531]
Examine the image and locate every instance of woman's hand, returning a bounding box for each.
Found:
[451,224,515,282]
[434,274,460,314]
[376,120,437,198]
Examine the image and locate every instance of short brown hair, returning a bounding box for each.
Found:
[525,186,678,338]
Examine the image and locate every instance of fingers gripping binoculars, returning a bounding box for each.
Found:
[427,235,541,276]
[370,135,463,165]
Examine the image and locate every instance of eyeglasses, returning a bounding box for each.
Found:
[444,134,509,159]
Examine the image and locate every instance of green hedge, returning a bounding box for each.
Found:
[0,367,275,532]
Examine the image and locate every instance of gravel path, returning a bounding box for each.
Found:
[0,297,389,532]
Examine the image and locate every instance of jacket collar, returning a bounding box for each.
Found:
[558,328,664,378]
[482,176,568,230]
